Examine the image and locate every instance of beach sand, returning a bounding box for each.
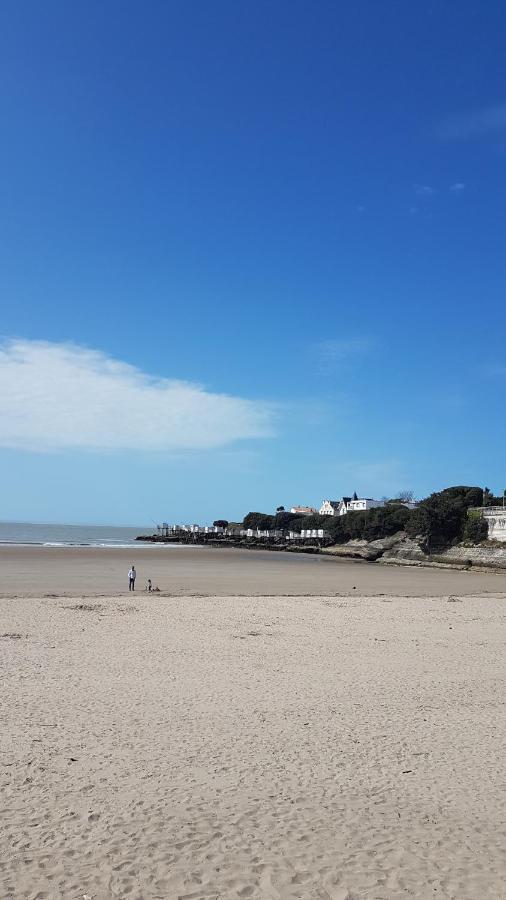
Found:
[1,551,506,898]
[3,543,506,597]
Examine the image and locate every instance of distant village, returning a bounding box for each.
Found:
[155,494,419,541]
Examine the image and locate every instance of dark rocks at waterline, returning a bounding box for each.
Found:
[136,533,323,553]
[136,530,506,570]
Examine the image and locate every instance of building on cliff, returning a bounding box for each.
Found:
[347,497,385,513]
[319,499,348,516]
[475,507,506,542]
[319,496,419,517]
[319,496,385,516]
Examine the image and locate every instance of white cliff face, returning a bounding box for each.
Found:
[482,508,506,542]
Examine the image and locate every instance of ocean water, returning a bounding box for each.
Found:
[0,521,153,548]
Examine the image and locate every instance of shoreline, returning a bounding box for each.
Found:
[136,533,506,574]
[2,543,506,598]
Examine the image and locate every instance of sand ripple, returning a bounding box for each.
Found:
[1,594,506,899]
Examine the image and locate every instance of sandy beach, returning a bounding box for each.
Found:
[1,551,506,899]
[3,543,506,597]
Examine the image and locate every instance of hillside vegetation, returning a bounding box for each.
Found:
[243,486,493,549]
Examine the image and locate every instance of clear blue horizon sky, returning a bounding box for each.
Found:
[1,1,505,525]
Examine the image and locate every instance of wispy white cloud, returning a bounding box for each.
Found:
[449,182,465,193]
[0,340,275,452]
[414,184,436,197]
[438,102,506,140]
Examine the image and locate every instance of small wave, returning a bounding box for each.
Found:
[39,540,165,549]
[0,538,178,549]
[43,542,90,547]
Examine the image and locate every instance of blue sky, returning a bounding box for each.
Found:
[1,1,506,525]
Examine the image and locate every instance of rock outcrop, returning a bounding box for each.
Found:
[322,532,406,561]
[324,533,506,570]
[381,539,506,570]
[138,529,506,570]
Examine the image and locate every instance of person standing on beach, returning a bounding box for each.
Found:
[128,566,136,591]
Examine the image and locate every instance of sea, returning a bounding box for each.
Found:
[0,521,154,548]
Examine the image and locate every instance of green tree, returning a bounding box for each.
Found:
[362,504,411,540]
[243,512,275,530]
[463,516,488,544]
[406,486,483,551]
[272,511,305,530]
[325,516,347,543]
[483,489,504,506]
[323,504,411,545]
[293,513,329,530]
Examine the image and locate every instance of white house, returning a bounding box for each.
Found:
[290,505,317,515]
[319,500,340,516]
[319,498,350,516]
[346,498,385,513]
[318,496,389,516]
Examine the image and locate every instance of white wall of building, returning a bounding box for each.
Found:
[319,500,339,516]
[346,499,385,512]
[319,497,386,516]
[482,508,506,542]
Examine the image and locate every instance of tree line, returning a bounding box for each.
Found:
[240,486,497,549]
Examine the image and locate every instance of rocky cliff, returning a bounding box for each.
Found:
[323,532,506,570]
[321,533,406,561]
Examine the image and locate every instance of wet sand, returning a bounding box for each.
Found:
[1,591,506,899]
[2,543,506,597]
